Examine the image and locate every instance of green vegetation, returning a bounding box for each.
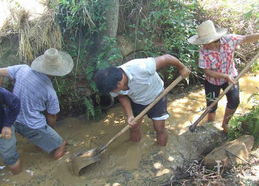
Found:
[53,0,258,119]
[141,0,200,75]
[228,94,259,146]
[119,0,200,80]
[251,59,259,72]
[54,0,122,119]
[53,0,202,118]
[3,0,256,119]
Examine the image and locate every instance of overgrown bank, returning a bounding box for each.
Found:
[0,0,258,119]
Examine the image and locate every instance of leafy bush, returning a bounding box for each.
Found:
[251,59,259,72]
[54,0,122,119]
[53,0,203,117]
[53,0,258,119]
[121,0,201,80]
[228,104,259,147]
[53,0,196,118]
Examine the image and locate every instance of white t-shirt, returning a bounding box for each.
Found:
[110,57,164,105]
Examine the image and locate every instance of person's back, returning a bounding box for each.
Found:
[117,58,164,105]
[0,48,74,160]
[8,64,59,129]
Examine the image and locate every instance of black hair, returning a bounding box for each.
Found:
[212,39,220,43]
[94,67,123,94]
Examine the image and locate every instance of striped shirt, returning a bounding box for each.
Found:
[110,57,164,105]
[7,65,60,129]
[199,34,245,85]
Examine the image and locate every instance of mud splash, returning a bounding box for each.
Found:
[0,73,258,185]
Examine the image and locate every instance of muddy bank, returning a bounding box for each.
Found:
[0,73,258,185]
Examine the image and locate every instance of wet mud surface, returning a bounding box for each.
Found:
[0,73,258,186]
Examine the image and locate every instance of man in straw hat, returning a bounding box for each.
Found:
[94,54,190,146]
[0,87,21,174]
[188,20,259,133]
[0,48,74,159]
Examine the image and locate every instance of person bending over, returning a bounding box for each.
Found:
[95,54,190,146]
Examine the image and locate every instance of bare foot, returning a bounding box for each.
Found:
[53,141,66,160]
[222,125,228,134]
[9,159,22,175]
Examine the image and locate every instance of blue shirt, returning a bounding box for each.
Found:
[0,87,20,131]
[7,65,60,129]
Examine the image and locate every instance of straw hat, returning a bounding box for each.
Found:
[188,20,227,45]
[31,48,74,76]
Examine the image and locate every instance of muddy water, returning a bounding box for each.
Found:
[0,73,258,186]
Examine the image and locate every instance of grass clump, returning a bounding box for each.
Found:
[228,103,259,147]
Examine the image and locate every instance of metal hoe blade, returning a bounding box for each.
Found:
[71,148,101,176]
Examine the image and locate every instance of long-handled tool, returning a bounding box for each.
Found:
[189,52,259,132]
[71,75,185,175]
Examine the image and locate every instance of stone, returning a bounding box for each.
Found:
[235,135,254,151]
[117,35,135,57]
[250,148,259,159]
[203,135,254,168]
[117,35,145,57]
[174,124,227,161]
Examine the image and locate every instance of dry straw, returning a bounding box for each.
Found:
[0,2,62,64]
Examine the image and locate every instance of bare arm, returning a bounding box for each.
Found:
[0,68,9,85]
[118,95,136,126]
[155,54,190,78]
[0,68,9,77]
[46,113,57,127]
[204,69,236,84]
[241,33,259,44]
[1,127,12,139]
[118,95,134,117]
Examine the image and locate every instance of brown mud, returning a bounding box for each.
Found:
[0,73,258,186]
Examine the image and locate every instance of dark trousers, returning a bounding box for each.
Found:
[204,80,240,113]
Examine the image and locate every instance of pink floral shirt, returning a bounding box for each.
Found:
[198,34,245,85]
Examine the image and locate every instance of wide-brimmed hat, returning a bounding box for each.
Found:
[31,48,74,76]
[188,20,227,45]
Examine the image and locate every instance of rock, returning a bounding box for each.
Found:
[203,135,254,168]
[158,123,227,185]
[250,148,259,159]
[235,135,254,151]
[173,124,227,161]
[117,35,145,57]
[117,35,135,57]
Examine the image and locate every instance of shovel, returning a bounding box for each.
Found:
[189,52,259,132]
[71,75,185,175]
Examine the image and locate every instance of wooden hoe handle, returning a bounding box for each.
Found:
[189,52,259,132]
[102,75,184,150]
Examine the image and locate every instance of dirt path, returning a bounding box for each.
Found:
[0,73,258,186]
